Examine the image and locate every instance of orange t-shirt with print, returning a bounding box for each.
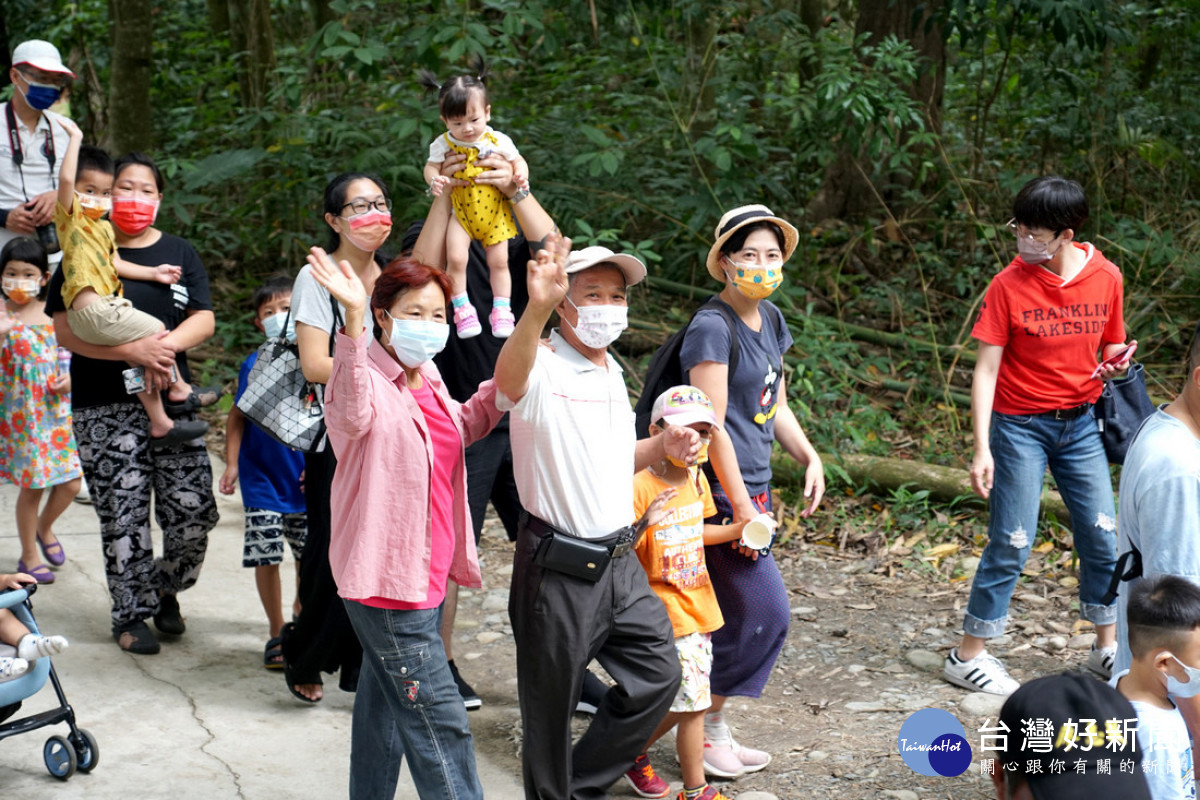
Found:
[632,468,722,638]
[971,242,1125,415]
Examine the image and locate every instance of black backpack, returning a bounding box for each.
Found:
[633,296,775,439]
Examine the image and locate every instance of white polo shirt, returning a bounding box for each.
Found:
[499,329,636,539]
[0,103,69,259]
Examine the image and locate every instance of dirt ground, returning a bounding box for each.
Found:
[451,511,1095,800]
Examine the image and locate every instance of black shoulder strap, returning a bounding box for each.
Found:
[327,291,343,357]
[701,296,742,378]
[1101,544,1142,605]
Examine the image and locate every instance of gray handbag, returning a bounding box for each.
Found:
[236,295,340,453]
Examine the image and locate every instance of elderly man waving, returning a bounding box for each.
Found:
[495,235,696,800]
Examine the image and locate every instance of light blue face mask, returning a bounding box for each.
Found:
[1166,653,1200,698]
[385,311,449,367]
[262,309,295,341]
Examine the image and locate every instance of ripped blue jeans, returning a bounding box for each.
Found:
[964,409,1118,639]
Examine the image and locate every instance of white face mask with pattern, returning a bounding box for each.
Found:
[565,296,627,349]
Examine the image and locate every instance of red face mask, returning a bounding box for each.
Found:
[110,196,160,235]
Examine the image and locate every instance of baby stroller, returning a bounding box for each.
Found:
[0,583,98,780]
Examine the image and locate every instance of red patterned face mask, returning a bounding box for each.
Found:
[110,196,159,235]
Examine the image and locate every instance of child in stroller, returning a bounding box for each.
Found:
[0,573,68,678]
[0,572,95,781]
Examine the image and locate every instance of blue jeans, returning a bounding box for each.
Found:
[964,410,1118,639]
[344,600,483,800]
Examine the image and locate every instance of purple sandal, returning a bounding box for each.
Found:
[16,560,55,584]
[36,532,66,567]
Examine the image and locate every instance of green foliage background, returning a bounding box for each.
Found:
[6,0,1199,503]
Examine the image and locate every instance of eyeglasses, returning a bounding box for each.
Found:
[16,69,68,91]
[1006,219,1057,243]
[341,196,392,216]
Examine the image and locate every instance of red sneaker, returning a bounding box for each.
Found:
[624,753,670,799]
[677,785,732,800]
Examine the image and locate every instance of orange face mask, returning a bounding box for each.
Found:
[2,278,39,304]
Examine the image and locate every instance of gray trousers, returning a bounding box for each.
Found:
[509,518,681,800]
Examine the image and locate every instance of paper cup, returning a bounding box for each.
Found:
[740,513,775,550]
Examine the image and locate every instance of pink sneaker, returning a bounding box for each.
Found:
[624,753,670,799]
[454,304,482,339]
[701,741,745,779]
[489,305,515,338]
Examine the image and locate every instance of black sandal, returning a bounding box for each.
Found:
[280,622,321,703]
[164,386,223,417]
[264,636,284,671]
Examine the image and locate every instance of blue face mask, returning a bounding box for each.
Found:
[18,80,62,111]
[262,310,295,342]
[384,312,449,367]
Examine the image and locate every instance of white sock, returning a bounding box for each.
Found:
[0,656,29,678]
[704,710,726,729]
[17,633,68,661]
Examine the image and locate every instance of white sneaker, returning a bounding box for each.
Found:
[943,647,1020,695]
[1085,643,1117,680]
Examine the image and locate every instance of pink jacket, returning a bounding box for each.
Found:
[324,328,503,602]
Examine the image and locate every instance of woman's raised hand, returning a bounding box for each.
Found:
[307,246,366,311]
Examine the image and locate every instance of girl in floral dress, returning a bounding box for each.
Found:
[0,238,81,584]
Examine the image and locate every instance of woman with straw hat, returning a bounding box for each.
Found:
[678,204,825,779]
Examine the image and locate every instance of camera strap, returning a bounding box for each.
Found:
[5,101,57,202]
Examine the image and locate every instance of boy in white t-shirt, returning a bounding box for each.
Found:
[1113,575,1199,800]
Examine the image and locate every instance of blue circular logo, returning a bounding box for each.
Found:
[898,708,973,776]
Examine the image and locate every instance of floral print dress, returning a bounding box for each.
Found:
[0,321,81,488]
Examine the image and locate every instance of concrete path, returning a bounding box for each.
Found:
[0,461,527,799]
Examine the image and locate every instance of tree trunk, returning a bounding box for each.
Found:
[108,0,154,155]
[806,0,946,221]
[227,0,276,109]
[776,453,1072,524]
[208,0,230,35]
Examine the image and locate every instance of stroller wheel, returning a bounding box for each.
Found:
[44,734,78,780]
[70,729,99,772]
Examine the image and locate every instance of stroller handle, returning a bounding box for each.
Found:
[0,585,34,610]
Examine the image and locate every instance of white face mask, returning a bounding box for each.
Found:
[1166,653,1200,698]
[566,296,628,349]
[385,312,449,367]
[262,310,295,341]
[2,277,40,304]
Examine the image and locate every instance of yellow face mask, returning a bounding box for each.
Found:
[726,261,784,300]
[666,440,709,469]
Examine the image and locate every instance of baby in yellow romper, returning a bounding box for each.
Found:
[421,58,529,339]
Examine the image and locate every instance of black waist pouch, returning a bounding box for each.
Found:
[534,532,611,583]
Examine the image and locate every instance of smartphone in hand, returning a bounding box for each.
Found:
[1091,342,1137,380]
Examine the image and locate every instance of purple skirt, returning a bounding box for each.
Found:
[703,486,789,698]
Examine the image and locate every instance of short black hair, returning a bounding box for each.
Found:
[77,145,113,180]
[1127,575,1200,658]
[252,274,294,314]
[1012,175,1089,235]
[420,54,491,120]
[720,221,786,257]
[0,236,50,300]
[113,151,164,192]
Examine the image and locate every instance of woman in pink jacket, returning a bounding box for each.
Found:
[308,249,502,800]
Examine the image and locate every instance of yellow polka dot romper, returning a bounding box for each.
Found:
[445,131,519,247]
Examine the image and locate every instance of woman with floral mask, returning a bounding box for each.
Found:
[45,151,220,654]
[281,172,393,704]
[307,251,503,799]
[943,176,1134,697]
[0,237,81,584]
[678,204,825,780]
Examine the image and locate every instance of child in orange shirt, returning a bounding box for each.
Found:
[624,386,751,800]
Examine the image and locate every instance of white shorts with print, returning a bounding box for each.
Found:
[670,631,714,713]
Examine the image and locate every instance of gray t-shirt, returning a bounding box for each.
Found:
[679,298,793,494]
[1114,409,1200,675]
[291,263,374,350]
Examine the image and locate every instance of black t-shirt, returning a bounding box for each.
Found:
[46,231,214,409]
[403,221,530,426]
